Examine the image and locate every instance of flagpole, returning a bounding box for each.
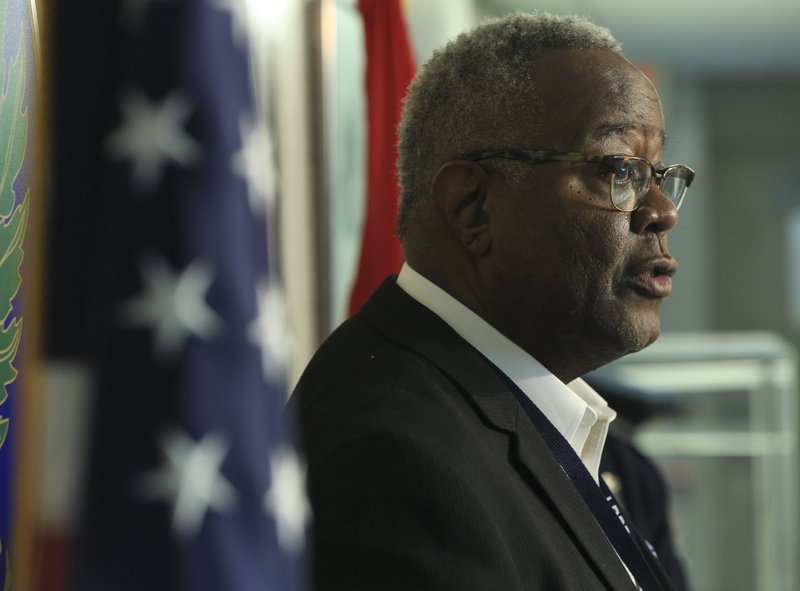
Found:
[307,0,334,341]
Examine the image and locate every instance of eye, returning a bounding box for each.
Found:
[613,158,638,185]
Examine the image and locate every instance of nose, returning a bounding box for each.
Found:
[630,184,678,235]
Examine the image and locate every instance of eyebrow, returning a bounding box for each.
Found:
[592,122,668,147]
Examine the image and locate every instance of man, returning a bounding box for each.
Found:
[291,12,695,591]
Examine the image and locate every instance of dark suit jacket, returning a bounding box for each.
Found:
[291,277,672,590]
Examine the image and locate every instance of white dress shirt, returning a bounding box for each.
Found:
[396,263,616,483]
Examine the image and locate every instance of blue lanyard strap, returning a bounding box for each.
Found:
[492,367,668,591]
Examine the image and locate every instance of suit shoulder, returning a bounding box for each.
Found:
[291,313,442,407]
[289,314,465,459]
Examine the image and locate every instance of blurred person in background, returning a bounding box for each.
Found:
[590,375,690,590]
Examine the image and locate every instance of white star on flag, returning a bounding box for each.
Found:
[121,256,221,358]
[138,429,238,538]
[247,279,290,382]
[264,446,311,555]
[231,115,278,217]
[106,89,200,191]
[211,0,252,47]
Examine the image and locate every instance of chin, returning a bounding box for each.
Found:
[596,308,662,361]
[621,316,661,355]
[630,330,660,354]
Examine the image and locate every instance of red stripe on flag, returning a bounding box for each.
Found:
[349,0,415,315]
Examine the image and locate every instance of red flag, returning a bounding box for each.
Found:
[349,0,415,315]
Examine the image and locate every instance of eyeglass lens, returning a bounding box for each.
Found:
[611,158,691,211]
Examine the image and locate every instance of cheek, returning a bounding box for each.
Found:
[562,212,631,288]
[493,178,630,287]
[567,180,607,212]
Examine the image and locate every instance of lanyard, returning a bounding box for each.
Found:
[492,367,666,591]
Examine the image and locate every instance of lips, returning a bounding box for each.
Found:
[625,258,677,299]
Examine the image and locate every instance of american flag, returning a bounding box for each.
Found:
[72,1,308,589]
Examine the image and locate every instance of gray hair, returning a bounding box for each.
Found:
[396,13,622,240]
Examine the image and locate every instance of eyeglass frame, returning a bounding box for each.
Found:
[459,148,695,212]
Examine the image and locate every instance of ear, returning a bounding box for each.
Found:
[431,161,491,257]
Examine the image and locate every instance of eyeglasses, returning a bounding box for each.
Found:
[462,149,695,212]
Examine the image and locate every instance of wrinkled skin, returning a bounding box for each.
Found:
[476,49,679,382]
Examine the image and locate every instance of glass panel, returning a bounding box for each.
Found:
[600,332,798,591]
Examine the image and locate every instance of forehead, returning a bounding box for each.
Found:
[515,48,665,151]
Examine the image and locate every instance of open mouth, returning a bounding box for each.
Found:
[627,259,676,298]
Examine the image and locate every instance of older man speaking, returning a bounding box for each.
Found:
[291,12,694,591]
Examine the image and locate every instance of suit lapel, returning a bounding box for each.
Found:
[360,278,639,590]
